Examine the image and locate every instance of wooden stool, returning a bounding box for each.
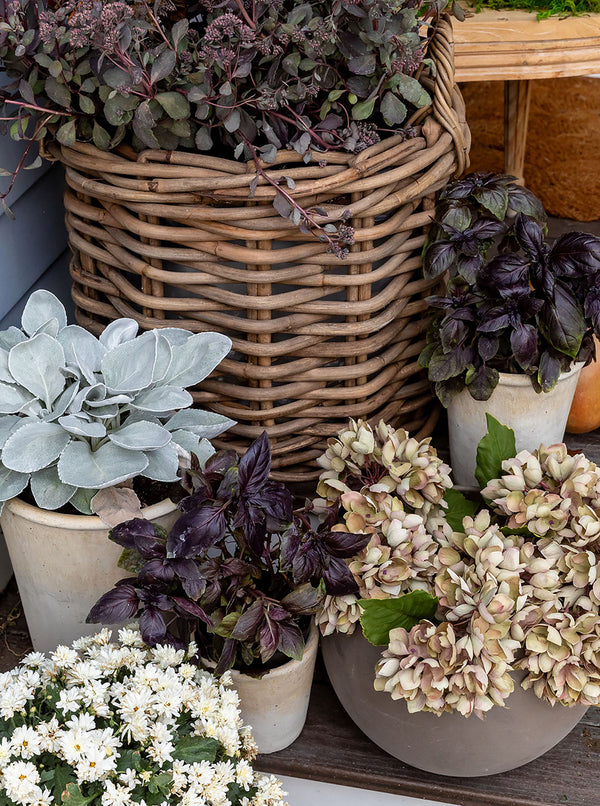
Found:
[453,8,600,182]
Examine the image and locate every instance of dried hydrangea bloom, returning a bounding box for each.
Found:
[516,609,600,706]
[316,419,452,520]
[348,508,438,600]
[374,620,514,718]
[316,594,362,637]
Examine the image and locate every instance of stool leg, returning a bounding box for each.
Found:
[504,79,532,185]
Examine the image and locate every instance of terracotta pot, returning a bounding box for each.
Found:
[228,621,319,754]
[567,337,600,434]
[321,629,588,777]
[0,496,179,652]
[448,364,583,487]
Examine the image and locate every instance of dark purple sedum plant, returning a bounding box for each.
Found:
[419,173,600,405]
[88,432,369,673]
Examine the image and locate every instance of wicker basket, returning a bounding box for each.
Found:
[57,18,469,481]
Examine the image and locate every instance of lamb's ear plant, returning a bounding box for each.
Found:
[0,289,234,516]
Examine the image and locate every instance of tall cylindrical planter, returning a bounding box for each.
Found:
[228,621,319,754]
[0,497,179,653]
[322,629,588,777]
[448,364,583,487]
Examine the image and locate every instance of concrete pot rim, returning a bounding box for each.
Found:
[490,362,583,388]
[3,495,178,531]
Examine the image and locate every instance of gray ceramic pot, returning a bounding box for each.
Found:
[321,629,589,777]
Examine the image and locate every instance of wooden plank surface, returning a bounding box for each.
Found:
[453,7,600,81]
[258,668,600,806]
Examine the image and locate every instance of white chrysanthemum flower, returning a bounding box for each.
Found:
[0,737,13,767]
[235,759,254,789]
[10,726,42,760]
[152,645,186,668]
[2,760,42,802]
[56,688,82,715]
[101,781,132,806]
[51,646,78,668]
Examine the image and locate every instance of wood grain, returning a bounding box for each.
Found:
[258,669,600,806]
[453,7,600,81]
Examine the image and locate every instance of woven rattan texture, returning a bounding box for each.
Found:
[59,18,469,481]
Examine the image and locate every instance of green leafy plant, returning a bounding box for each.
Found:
[0,0,452,252]
[0,290,233,514]
[359,590,438,645]
[474,0,600,19]
[419,173,600,405]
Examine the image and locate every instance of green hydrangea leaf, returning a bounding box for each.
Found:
[359,591,439,646]
[475,414,516,490]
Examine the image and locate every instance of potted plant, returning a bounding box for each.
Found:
[317,416,600,776]
[0,288,233,651]
[0,0,469,475]
[88,430,369,753]
[419,172,600,484]
[0,624,289,806]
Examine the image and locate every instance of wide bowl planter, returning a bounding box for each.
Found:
[448,364,583,487]
[53,16,470,483]
[227,620,319,754]
[321,629,588,777]
[0,496,179,653]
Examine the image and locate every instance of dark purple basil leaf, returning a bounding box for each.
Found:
[215,466,239,500]
[435,377,465,407]
[507,185,545,220]
[280,523,301,570]
[456,254,483,284]
[268,604,291,623]
[163,632,187,651]
[511,324,539,371]
[178,488,211,514]
[238,431,271,496]
[277,622,305,661]
[139,558,175,584]
[321,530,371,558]
[466,364,499,401]
[440,176,477,200]
[323,557,359,595]
[514,214,546,260]
[538,350,562,392]
[259,619,280,663]
[478,334,499,362]
[585,286,600,334]
[478,308,511,333]
[478,254,529,297]
[539,284,585,359]
[423,241,457,279]
[171,559,204,600]
[234,501,267,555]
[261,480,293,523]
[473,185,509,220]
[167,504,227,559]
[205,449,239,478]
[139,606,168,645]
[281,583,321,614]
[440,317,469,351]
[292,541,321,584]
[427,345,472,382]
[439,204,471,232]
[426,294,457,310]
[87,583,139,624]
[549,232,600,278]
[110,519,160,557]
[468,218,506,242]
[215,639,237,675]
[231,601,265,641]
[137,587,172,610]
[171,596,212,626]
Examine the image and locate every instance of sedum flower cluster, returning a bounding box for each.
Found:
[317,421,600,718]
[0,627,288,806]
[315,419,452,637]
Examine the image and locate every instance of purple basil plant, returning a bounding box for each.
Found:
[88,432,369,674]
[419,173,600,405]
